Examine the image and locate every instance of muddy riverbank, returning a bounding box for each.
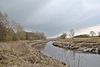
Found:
[0,41,66,67]
[53,38,100,54]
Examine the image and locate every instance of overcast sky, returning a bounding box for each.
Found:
[0,0,100,37]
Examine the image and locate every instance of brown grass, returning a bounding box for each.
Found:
[0,41,66,67]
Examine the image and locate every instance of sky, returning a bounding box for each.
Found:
[0,0,100,37]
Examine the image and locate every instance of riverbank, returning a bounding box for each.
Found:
[53,37,100,54]
[0,41,66,67]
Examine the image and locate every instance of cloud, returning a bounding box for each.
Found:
[76,25,100,35]
[0,0,52,23]
[0,0,100,37]
[50,24,100,38]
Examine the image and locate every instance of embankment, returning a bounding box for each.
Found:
[0,41,66,67]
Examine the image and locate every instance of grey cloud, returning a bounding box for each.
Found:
[0,0,100,37]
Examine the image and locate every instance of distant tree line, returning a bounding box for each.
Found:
[58,29,100,39]
[26,32,46,40]
[0,12,46,42]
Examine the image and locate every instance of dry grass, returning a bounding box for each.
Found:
[55,37,100,47]
[72,37,100,46]
[0,41,66,67]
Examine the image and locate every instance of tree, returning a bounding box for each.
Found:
[69,29,75,38]
[25,32,46,40]
[0,11,26,41]
[90,31,96,37]
[0,12,12,41]
[33,32,46,40]
[0,11,46,42]
[59,33,67,39]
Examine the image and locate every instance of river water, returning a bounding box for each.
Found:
[42,42,100,67]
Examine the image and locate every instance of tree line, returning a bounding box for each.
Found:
[0,12,46,42]
[58,29,100,39]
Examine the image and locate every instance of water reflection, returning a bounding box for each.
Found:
[42,42,100,67]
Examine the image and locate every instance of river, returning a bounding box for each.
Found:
[42,42,100,67]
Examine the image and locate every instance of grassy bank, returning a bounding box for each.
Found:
[53,37,100,54]
[0,41,66,67]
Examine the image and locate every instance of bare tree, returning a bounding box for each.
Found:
[0,11,26,41]
[0,11,46,41]
[0,12,11,41]
[15,23,26,40]
[90,31,96,37]
[69,29,75,38]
